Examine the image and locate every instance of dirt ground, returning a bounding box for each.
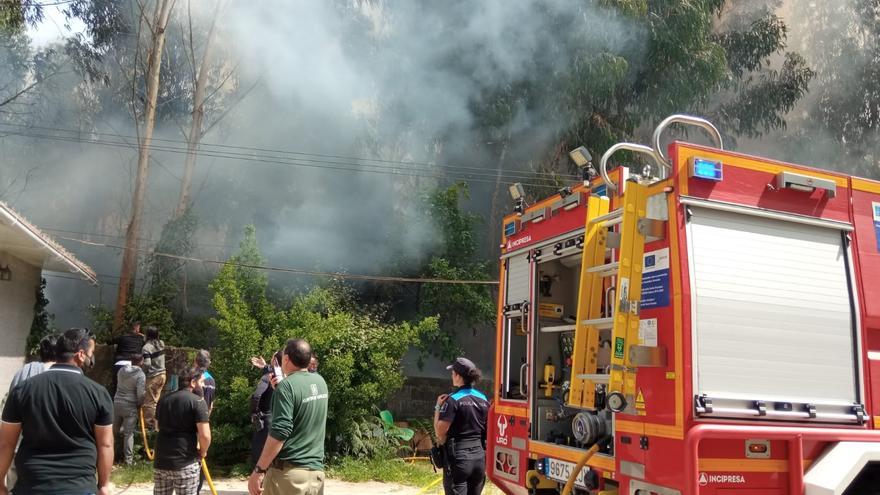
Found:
[112,478,428,495]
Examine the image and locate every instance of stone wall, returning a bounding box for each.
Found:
[386,376,495,421]
[86,344,198,387]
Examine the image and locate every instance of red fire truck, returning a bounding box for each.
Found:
[486,115,880,494]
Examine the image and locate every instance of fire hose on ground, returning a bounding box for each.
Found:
[139,408,218,495]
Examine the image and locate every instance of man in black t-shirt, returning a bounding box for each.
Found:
[111,321,145,396]
[0,328,114,495]
[154,367,211,495]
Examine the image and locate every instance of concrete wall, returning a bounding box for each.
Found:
[0,252,41,399]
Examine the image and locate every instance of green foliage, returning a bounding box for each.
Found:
[469,1,812,179]
[773,0,880,178]
[379,410,415,442]
[147,209,198,304]
[206,422,252,468]
[26,278,54,355]
[341,416,397,459]
[89,293,179,346]
[206,226,270,464]
[207,227,439,462]
[284,285,439,456]
[326,456,438,487]
[417,184,494,360]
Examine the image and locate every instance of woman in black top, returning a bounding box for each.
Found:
[433,357,489,495]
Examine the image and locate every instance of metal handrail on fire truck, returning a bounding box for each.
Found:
[651,114,724,172]
[597,142,663,192]
[597,114,725,191]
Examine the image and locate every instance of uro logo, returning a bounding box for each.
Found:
[497,415,508,437]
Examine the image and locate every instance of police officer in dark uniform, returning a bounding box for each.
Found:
[434,357,489,495]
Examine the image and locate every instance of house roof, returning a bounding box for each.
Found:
[0,200,98,284]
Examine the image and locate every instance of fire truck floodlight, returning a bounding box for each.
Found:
[509,182,525,201]
[569,146,592,167]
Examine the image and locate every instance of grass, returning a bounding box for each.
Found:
[326,456,440,487]
[111,460,155,486]
[113,456,502,494]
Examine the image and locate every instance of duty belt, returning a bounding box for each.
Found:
[450,437,483,450]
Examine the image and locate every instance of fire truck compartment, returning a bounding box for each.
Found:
[532,252,614,454]
[685,202,864,423]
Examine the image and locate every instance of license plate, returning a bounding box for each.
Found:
[545,457,589,488]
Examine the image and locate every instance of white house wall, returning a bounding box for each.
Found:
[0,251,41,398]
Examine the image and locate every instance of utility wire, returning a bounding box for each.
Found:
[54,234,500,285]
[2,127,562,188]
[0,122,578,183]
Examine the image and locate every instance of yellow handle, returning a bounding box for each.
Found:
[561,444,599,495]
[201,457,218,495]
[416,476,443,494]
[138,408,155,461]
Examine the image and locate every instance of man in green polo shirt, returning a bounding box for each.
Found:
[249,339,328,495]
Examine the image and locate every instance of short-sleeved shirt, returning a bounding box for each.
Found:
[8,361,47,394]
[269,371,329,470]
[114,333,145,361]
[438,387,489,441]
[202,370,216,411]
[155,389,210,470]
[1,364,113,494]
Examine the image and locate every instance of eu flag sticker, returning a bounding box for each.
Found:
[641,248,670,309]
[873,202,880,252]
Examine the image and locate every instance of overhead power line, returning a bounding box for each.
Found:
[0,122,577,180]
[0,122,578,186]
[54,234,500,285]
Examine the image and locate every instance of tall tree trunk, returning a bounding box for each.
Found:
[174,0,221,218]
[113,0,177,334]
[488,127,512,255]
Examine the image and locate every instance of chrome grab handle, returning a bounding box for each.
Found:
[651,114,723,174]
[519,362,529,397]
[599,142,665,192]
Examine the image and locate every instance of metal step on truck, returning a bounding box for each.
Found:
[486,115,880,495]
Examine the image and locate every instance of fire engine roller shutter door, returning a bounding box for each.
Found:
[506,253,531,306]
[688,206,857,405]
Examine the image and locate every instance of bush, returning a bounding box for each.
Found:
[208,227,440,465]
[207,422,253,468]
[281,286,439,457]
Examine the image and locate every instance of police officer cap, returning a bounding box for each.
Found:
[447,357,476,376]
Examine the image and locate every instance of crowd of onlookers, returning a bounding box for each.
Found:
[0,324,329,495]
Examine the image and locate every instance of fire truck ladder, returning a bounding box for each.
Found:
[568,143,665,414]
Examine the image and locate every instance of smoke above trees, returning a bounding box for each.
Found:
[0,0,871,329]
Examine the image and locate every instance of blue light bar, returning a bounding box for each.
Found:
[691,157,723,181]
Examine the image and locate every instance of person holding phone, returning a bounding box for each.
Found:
[249,352,283,465]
